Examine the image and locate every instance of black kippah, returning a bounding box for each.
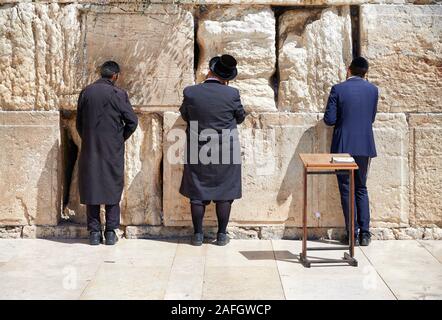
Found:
[350,57,369,70]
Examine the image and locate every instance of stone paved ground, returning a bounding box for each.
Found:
[0,239,441,300]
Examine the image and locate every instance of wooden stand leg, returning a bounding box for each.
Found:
[301,168,307,263]
[350,169,355,258]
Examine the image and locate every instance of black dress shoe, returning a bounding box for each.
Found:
[89,231,103,246]
[104,230,118,245]
[216,233,229,246]
[191,233,204,246]
[359,232,371,246]
[341,234,359,246]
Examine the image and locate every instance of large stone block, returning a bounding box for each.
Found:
[196,6,276,112]
[368,114,409,227]
[360,5,442,112]
[0,3,81,110]
[13,1,438,5]
[0,112,61,226]
[162,112,192,226]
[62,112,163,226]
[321,114,409,228]
[278,6,352,112]
[191,1,441,4]
[185,1,437,3]
[78,4,194,109]
[121,113,163,226]
[409,114,442,227]
[162,113,409,229]
[163,111,347,227]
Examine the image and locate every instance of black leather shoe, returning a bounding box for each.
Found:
[341,234,359,246]
[216,233,229,246]
[89,231,102,246]
[191,233,204,246]
[359,232,371,246]
[104,230,118,245]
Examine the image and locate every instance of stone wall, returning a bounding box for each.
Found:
[0,0,441,240]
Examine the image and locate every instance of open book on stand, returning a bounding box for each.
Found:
[331,156,355,163]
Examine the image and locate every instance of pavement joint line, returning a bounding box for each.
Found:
[79,261,103,299]
[200,243,207,300]
[271,239,287,300]
[79,243,118,299]
[201,243,209,300]
[163,240,182,299]
[199,243,207,300]
[359,244,398,300]
[417,240,442,264]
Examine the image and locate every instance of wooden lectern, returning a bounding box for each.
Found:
[299,153,359,268]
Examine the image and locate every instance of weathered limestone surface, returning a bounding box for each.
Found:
[196,6,276,112]
[239,113,327,226]
[0,3,81,110]
[163,112,412,229]
[0,1,440,237]
[409,114,442,227]
[121,113,163,226]
[3,1,439,4]
[163,112,348,227]
[289,114,409,229]
[0,112,61,226]
[125,224,285,239]
[181,0,438,3]
[360,4,442,112]
[0,226,22,239]
[63,112,163,226]
[278,6,352,112]
[22,224,87,239]
[368,113,409,227]
[79,4,194,109]
[269,113,409,230]
[162,112,197,226]
[21,223,124,239]
[5,224,442,240]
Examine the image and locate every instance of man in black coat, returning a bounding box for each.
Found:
[323,57,378,246]
[76,61,138,245]
[179,54,246,246]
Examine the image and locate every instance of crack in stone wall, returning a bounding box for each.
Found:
[350,5,360,58]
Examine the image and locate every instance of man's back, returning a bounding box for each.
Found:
[76,61,138,245]
[180,80,245,132]
[325,57,378,246]
[76,77,137,205]
[77,78,138,147]
[324,77,378,158]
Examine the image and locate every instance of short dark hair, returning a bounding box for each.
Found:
[100,61,120,78]
[349,57,369,77]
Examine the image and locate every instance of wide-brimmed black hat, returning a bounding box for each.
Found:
[209,54,238,81]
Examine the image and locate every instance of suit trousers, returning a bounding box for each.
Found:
[86,204,120,232]
[337,156,371,235]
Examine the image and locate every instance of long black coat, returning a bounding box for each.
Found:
[179,79,246,201]
[76,78,138,205]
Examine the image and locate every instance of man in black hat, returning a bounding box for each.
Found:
[77,61,138,245]
[323,57,378,246]
[179,54,246,246]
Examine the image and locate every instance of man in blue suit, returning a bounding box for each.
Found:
[323,57,378,246]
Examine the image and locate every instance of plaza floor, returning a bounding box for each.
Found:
[0,239,441,300]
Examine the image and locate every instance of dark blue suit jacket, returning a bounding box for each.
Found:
[323,77,378,158]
